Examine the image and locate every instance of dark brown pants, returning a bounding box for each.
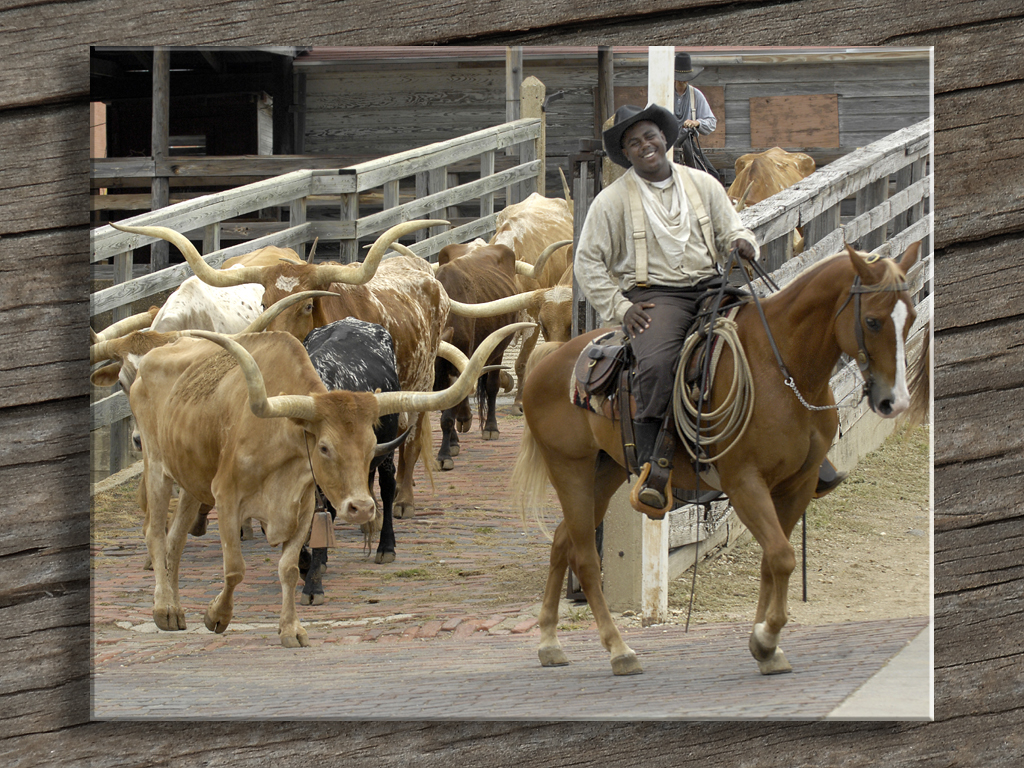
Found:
[624,284,705,422]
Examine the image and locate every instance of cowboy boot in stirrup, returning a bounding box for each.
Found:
[630,421,675,516]
[814,457,848,498]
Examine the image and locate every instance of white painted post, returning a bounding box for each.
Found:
[640,46,676,625]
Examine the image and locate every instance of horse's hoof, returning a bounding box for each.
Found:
[611,652,644,676]
[439,458,455,471]
[538,647,570,667]
[374,551,396,565]
[756,647,792,675]
[481,430,499,441]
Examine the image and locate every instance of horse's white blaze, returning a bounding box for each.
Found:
[889,299,911,414]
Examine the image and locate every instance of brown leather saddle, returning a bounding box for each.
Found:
[571,284,753,509]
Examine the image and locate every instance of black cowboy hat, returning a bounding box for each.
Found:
[674,52,704,82]
[602,103,680,169]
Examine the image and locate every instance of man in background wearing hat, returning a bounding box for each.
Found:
[673,52,720,179]
[573,103,758,511]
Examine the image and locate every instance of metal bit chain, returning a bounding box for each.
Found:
[784,376,859,411]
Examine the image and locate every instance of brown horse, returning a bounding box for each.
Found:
[512,242,926,676]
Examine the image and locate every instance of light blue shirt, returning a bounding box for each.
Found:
[674,85,717,136]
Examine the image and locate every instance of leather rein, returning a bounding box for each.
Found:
[737,252,909,411]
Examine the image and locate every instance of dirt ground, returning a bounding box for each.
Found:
[91,414,931,636]
[665,422,932,627]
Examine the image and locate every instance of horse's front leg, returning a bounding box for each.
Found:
[726,475,797,675]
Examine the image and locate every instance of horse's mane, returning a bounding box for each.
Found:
[787,247,906,291]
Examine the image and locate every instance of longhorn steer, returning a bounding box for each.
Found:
[432,241,520,471]
[488,192,575,410]
[114,221,451,521]
[303,318,403,583]
[728,147,816,255]
[100,321,529,647]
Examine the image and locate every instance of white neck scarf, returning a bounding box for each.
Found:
[630,165,690,259]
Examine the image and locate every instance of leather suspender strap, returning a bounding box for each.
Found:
[624,172,650,286]
[678,166,719,261]
[625,167,719,283]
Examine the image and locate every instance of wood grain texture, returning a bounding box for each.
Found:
[2,0,1022,764]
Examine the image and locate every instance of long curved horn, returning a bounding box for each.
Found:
[559,167,574,216]
[376,322,534,416]
[239,290,338,334]
[515,239,572,281]
[436,340,469,372]
[92,306,160,343]
[385,241,439,273]
[374,426,412,457]
[111,224,266,288]
[309,220,448,286]
[182,330,318,422]
[449,290,537,318]
[734,181,754,212]
[305,237,319,264]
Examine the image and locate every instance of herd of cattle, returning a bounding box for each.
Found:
[90,148,816,647]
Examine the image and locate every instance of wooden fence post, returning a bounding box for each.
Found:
[150,48,170,272]
[521,76,545,198]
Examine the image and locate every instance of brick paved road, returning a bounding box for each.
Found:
[92,397,931,720]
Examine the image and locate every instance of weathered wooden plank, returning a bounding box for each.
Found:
[346,119,541,192]
[354,160,539,237]
[4,8,1024,767]
[90,170,320,262]
[0,105,90,235]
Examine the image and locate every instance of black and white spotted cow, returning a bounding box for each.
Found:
[300,318,406,605]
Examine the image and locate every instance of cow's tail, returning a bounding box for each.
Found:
[416,412,437,492]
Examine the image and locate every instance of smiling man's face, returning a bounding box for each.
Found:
[622,120,671,182]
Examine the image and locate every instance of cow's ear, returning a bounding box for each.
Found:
[91,363,122,388]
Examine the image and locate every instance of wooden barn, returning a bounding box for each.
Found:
[90,45,931,264]
[293,45,931,186]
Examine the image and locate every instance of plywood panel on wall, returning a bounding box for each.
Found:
[750,93,839,148]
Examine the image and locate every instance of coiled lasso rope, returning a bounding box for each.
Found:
[672,315,755,463]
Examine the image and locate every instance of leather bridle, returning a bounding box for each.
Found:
[833,274,910,402]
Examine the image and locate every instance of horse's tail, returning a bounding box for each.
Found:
[510,416,554,541]
[509,341,564,541]
[903,320,932,426]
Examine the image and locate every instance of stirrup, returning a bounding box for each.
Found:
[814,459,847,498]
[630,463,673,519]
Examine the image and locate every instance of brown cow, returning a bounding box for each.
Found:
[112,221,537,520]
[96,321,529,647]
[433,241,520,470]
[727,147,816,254]
[113,221,451,520]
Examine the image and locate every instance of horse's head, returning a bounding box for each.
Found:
[835,242,920,417]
